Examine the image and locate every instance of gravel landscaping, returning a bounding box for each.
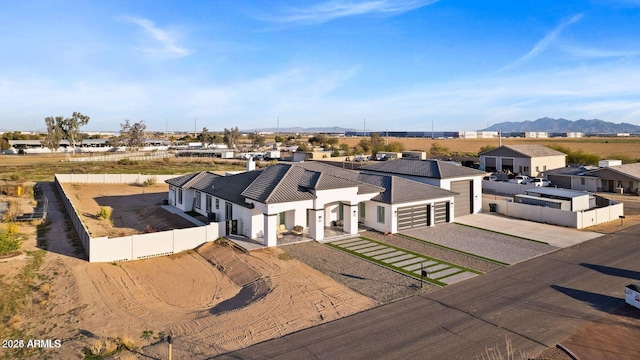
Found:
[282,240,430,303]
[282,228,510,303]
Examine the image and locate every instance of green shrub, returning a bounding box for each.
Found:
[98,207,110,220]
[141,176,157,187]
[0,223,22,254]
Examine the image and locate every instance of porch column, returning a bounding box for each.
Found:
[343,204,359,235]
[263,213,278,247]
[308,209,325,241]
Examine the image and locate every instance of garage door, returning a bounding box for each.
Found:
[451,180,473,218]
[397,205,430,230]
[433,201,449,224]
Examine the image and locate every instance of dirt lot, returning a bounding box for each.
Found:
[338,136,640,159]
[60,183,196,237]
[0,183,378,359]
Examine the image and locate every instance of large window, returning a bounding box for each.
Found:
[195,191,202,209]
[206,195,212,213]
[359,202,365,218]
[377,206,385,224]
[178,189,183,204]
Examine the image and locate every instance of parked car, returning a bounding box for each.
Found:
[509,175,531,184]
[483,175,499,181]
[530,178,551,187]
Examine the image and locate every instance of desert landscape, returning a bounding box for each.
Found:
[0,182,378,359]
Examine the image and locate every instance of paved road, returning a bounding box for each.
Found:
[215,224,640,360]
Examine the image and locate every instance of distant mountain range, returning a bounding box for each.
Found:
[482,117,640,133]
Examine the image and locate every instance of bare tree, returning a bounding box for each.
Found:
[120,120,147,151]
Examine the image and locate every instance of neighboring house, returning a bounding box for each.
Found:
[583,162,640,194]
[359,158,487,218]
[479,145,566,177]
[165,161,458,246]
[546,166,600,192]
[487,187,623,229]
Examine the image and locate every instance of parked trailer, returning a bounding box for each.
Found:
[626,284,640,310]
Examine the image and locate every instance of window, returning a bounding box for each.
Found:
[359,202,365,218]
[215,199,219,209]
[581,178,586,186]
[338,202,344,221]
[178,189,183,204]
[377,206,385,224]
[206,195,212,213]
[195,191,202,209]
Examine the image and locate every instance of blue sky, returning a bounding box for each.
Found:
[1,0,640,132]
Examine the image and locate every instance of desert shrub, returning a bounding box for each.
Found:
[117,158,139,166]
[9,172,27,183]
[141,176,157,187]
[0,223,22,254]
[82,337,132,360]
[97,207,110,220]
[430,142,449,156]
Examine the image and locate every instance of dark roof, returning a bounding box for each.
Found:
[241,163,385,204]
[360,158,486,179]
[196,171,262,208]
[358,173,456,204]
[165,171,218,188]
[546,166,599,176]
[480,145,566,158]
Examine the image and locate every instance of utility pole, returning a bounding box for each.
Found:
[431,119,434,139]
[363,118,366,136]
[194,117,197,137]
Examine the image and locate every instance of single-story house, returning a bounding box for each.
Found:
[166,161,457,246]
[583,162,640,195]
[479,145,566,177]
[359,158,487,218]
[546,166,600,192]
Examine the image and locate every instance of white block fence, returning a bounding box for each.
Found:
[55,174,221,263]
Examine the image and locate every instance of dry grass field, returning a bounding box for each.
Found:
[337,136,640,159]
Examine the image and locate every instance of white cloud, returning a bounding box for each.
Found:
[500,13,583,72]
[267,0,438,25]
[121,16,192,57]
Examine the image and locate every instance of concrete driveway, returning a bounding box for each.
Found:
[455,212,603,248]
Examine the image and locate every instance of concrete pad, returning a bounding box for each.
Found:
[362,248,396,257]
[455,213,603,248]
[439,271,478,285]
[332,238,367,246]
[382,254,415,264]
[353,245,387,254]
[430,267,463,279]
[392,257,429,268]
[372,250,405,260]
[343,242,376,250]
[423,263,449,272]
[404,261,436,272]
